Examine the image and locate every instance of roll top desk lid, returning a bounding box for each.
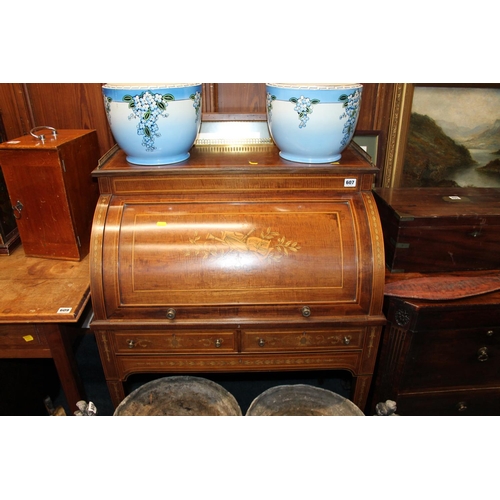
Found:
[90,143,385,325]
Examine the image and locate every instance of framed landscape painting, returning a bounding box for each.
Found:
[383,84,500,188]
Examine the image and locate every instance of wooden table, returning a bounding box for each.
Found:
[0,245,90,413]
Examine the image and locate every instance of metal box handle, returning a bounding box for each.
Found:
[30,126,58,142]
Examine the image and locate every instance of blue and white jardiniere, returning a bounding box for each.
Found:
[102,83,202,165]
[266,83,362,164]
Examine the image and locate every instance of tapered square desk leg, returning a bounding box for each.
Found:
[42,323,87,413]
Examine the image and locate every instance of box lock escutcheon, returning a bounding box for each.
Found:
[12,200,23,219]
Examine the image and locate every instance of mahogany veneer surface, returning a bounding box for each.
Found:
[370,270,500,416]
[90,143,386,410]
[0,245,90,412]
[374,187,500,273]
[0,130,100,261]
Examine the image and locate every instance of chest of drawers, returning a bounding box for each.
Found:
[90,142,386,410]
[370,275,500,415]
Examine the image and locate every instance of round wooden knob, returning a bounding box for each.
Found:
[301,306,311,317]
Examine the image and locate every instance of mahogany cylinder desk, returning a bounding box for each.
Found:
[89,141,386,410]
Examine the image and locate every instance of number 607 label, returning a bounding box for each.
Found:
[344,178,357,188]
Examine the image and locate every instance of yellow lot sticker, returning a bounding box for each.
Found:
[23,335,34,342]
[157,222,167,226]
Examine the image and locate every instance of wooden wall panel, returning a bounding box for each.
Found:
[0,83,115,157]
[358,83,395,132]
[0,82,396,184]
[0,84,33,141]
[201,83,394,130]
[216,83,267,114]
[357,83,396,186]
[24,84,115,157]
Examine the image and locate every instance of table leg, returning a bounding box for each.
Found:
[41,323,87,413]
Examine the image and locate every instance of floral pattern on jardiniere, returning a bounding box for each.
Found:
[105,90,202,153]
[289,96,321,128]
[339,89,362,146]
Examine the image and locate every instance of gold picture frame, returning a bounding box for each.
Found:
[382,83,500,188]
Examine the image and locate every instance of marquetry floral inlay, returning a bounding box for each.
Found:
[186,227,301,261]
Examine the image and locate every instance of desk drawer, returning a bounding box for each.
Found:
[396,387,500,416]
[400,326,500,391]
[0,324,47,348]
[241,327,363,353]
[114,330,236,353]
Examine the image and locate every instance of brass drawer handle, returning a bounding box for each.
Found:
[127,339,136,349]
[343,335,351,345]
[456,401,468,412]
[166,308,176,320]
[477,346,488,362]
[301,306,311,318]
[258,338,266,347]
[215,338,223,348]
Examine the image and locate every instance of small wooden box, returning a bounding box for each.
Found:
[373,187,500,273]
[0,129,99,260]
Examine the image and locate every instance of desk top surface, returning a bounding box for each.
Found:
[93,142,378,177]
[0,245,90,323]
